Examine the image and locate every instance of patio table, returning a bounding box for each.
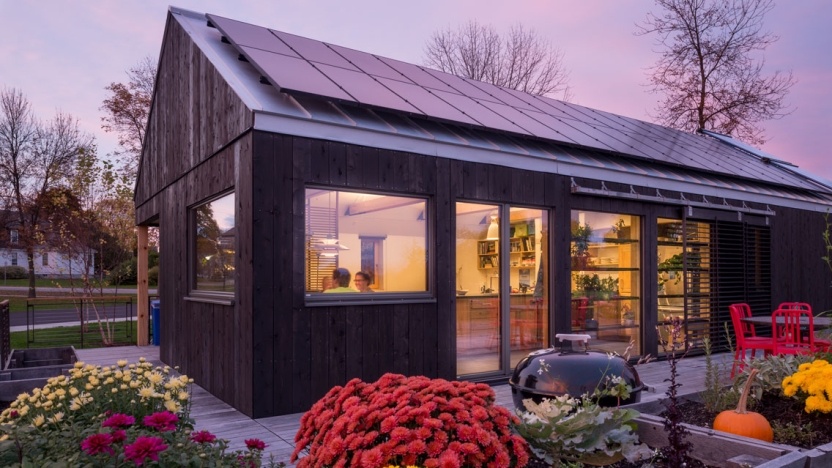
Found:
[741,316,832,328]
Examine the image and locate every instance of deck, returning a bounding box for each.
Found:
[75,346,731,465]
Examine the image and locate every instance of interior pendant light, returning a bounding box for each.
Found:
[485,214,499,240]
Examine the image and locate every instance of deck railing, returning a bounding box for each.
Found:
[23,296,135,349]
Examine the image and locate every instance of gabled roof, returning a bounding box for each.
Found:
[164,7,832,212]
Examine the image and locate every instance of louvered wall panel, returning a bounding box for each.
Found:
[685,221,714,349]
[745,225,772,317]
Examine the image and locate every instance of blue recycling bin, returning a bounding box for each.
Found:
[150,300,161,346]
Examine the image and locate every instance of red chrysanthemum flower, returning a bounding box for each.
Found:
[111,430,127,444]
[245,438,267,450]
[190,430,217,444]
[102,413,135,428]
[143,411,179,432]
[390,427,410,442]
[81,433,114,456]
[124,436,167,465]
[439,450,462,468]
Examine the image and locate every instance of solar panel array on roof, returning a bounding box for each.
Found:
[206,13,828,194]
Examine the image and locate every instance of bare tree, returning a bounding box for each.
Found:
[0,87,94,297]
[100,55,156,183]
[424,21,571,100]
[637,0,796,145]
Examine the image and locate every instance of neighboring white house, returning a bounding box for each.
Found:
[2,227,95,278]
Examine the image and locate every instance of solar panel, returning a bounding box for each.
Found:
[207,12,826,194]
[240,46,354,102]
[269,30,359,71]
[325,44,407,82]
[314,63,420,114]
[375,56,454,90]
[419,68,501,103]
[207,14,299,58]
[430,90,528,135]
[375,77,480,126]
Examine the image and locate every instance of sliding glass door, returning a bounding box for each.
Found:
[455,203,549,377]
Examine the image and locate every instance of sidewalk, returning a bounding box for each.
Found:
[0,286,158,294]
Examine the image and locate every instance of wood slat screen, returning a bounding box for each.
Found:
[684,221,714,350]
[711,220,771,351]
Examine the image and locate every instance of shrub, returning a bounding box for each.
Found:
[148,265,159,286]
[0,265,27,279]
[0,358,282,467]
[735,353,815,400]
[292,373,529,468]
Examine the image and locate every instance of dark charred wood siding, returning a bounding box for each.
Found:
[135,13,253,223]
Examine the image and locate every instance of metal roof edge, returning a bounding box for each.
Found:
[254,111,832,213]
[168,7,264,113]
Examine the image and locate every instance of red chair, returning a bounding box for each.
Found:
[771,308,815,355]
[571,297,588,331]
[778,302,830,351]
[729,304,774,376]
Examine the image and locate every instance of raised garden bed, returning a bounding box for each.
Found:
[0,346,78,403]
[626,393,832,467]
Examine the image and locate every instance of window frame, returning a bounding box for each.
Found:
[9,230,18,244]
[304,186,434,306]
[186,189,236,305]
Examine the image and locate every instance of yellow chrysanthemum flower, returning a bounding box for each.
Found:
[117,360,128,368]
[138,386,155,399]
[32,415,45,427]
[149,372,165,385]
[164,400,180,413]
[73,362,84,369]
[178,391,189,401]
[50,412,64,423]
[69,388,79,397]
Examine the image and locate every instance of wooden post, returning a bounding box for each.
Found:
[137,226,149,346]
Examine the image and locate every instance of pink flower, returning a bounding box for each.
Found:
[102,413,136,428]
[111,430,127,444]
[81,433,114,456]
[245,438,267,450]
[143,411,179,432]
[190,430,217,444]
[9,411,18,418]
[124,436,168,465]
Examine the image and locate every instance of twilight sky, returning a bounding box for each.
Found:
[1,1,830,182]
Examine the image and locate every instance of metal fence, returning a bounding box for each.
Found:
[0,300,9,366]
[22,296,135,349]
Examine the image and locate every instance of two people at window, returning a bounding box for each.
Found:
[323,268,374,293]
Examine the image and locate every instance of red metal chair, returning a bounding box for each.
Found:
[778,302,830,351]
[771,308,815,355]
[571,297,588,331]
[729,304,774,376]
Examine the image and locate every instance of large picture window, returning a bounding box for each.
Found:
[193,192,236,293]
[305,189,428,297]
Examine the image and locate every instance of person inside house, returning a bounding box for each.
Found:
[354,271,374,292]
[324,268,357,293]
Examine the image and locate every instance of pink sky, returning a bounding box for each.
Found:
[1,1,829,182]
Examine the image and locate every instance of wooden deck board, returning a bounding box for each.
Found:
[76,346,733,466]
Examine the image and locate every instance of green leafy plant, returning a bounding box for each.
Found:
[699,337,739,413]
[735,353,815,400]
[513,393,652,466]
[0,358,281,467]
[772,421,820,447]
[573,274,619,300]
[571,221,593,268]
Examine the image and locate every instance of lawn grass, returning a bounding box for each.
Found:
[1,291,141,312]
[0,278,142,289]
[10,320,137,350]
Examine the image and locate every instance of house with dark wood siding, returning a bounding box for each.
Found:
[134,7,832,418]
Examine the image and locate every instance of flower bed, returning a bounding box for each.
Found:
[292,373,529,468]
[0,358,282,467]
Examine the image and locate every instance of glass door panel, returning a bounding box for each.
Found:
[456,202,502,375]
[571,211,641,356]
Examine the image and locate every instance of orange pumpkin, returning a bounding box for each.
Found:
[713,368,773,442]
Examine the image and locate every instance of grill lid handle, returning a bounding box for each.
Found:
[555,333,590,353]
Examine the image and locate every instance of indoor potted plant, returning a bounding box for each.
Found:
[571,221,593,269]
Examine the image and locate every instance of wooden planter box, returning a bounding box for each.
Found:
[628,396,832,467]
